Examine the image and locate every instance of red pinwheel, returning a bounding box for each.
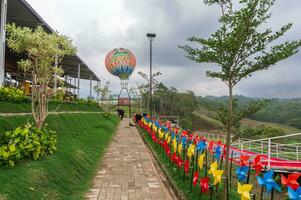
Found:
[200,177,210,193]
[193,172,199,186]
[177,157,183,168]
[208,140,214,153]
[240,155,250,167]
[223,144,227,157]
[164,145,171,156]
[217,140,222,146]
[184,160,190,175]
[281,173,301,190]
[171,153,177,163]
[253,155,263,176]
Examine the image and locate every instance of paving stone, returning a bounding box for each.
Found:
[85,118,173,200]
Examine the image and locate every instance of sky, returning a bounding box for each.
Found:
[26,0,301,98]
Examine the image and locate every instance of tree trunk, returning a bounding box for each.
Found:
[223,83,233,200]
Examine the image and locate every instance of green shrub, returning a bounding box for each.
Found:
[0,123,57,167]
[53,89,65,103]
[0,87,26,102]
[102,112,113,119]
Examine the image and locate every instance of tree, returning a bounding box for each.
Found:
[6,24,76,129]
[94,80,110,104]
[179,0,301,197]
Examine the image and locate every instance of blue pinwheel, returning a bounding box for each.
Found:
[163,127,168,132]
[288,186,301,200]
[215,145,222,161]
[197,140,207,153]
[257,170,281,193]
[171,132,175,140]
[181,137,187,148]
[236,166,249,182]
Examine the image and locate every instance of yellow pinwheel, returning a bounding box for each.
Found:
[187,144,196,160]
[159,129,164,139]
[167,135,171,144]
[198,153,205,170]
[178,143,183,155]
[237,182,253,200]
[213,170,224,185]
[172,138,177,152]
[208,161,218,175]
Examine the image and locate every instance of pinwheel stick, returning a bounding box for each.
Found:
[195,149,199,172]
[270,188,274,200]
[246,161,252,183]
[219,154,224,170]
[190,156,195,191]
[198,188,202,200]
[260,165,267,200]
[209,184,213,200]
[205,148,208,178]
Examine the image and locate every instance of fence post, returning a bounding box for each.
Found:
[260,141,263,154]
[268,139,271,170]
[248,141,251,150]
[297,146,299,161]
[276,144,279,158]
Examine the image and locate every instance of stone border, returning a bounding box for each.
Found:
[136,127,187,200]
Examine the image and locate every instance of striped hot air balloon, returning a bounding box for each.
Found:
[105,48,136,80]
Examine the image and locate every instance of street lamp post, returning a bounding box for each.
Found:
[146,33,156,119]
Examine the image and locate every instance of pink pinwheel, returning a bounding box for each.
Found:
[281,173,301,190]
[253,155,263,176]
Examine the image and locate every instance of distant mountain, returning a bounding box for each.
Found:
[197,95,301,129]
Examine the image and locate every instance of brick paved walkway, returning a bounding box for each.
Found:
[85,119,175,200]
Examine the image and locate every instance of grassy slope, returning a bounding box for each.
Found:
[0,113,119,200]
[0,101,101,113]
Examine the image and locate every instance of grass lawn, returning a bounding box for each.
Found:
[0,101,101,113]
[0,113,119,200]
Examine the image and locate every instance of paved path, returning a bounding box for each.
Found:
[85,119,175,200]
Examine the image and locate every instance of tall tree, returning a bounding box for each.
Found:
[6,24,76,129]
[179,0,301,197]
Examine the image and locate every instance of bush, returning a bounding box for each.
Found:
[53,89,65,103]
[0,87,26,102]
[102,112,113,119]
[0,123,57,167]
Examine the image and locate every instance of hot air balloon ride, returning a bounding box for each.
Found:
[105,48,136,113]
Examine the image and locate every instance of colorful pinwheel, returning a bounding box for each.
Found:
[172,138,177,152]
[200,177,210,193]
[213,170,224,185]
[281,173,301,190]
[178,143,183,155]
[253,155,263,176]
[287,186,301,200]
[197,139,207,153]
[208,161,218,175]
[187,144,196,160]
[198,153,205,170]
[237,182,253,200]
[236,166,249,182]
[184,160,190,175]
[182,137,187,148]
[215,145,222,161]
[240,155,250,167]
[208,140,214,153]
[193,172,199,186]
[257,170,281,193]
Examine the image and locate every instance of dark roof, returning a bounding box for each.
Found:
[6,0,99,81]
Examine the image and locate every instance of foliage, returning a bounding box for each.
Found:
[0,86,27,102]
[0,123,57,167]
[52,89,65,103]
[240,126,285,139]
[6,23,76,129]
[102,112,113,119]
[75,98,95,106]
[216,99,267,137]
[94,80,110,101]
